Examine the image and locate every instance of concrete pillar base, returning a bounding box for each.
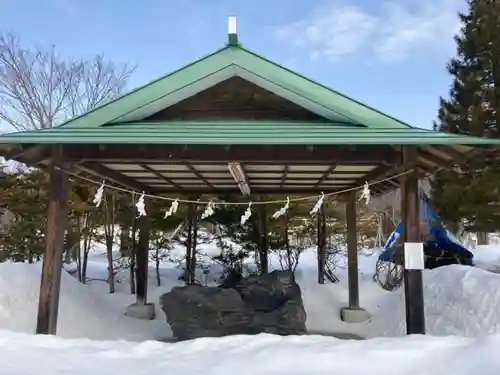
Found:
[125,302,155,320]
[340,307,370,323]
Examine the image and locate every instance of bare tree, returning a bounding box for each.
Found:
[103,194,117,294]
[0,32,135,131]
[77,210,98,283]
[66,54,134,117]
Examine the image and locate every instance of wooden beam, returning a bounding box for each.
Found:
[401,146,425,335]
[279,165,289,188]
[134,176,368,182]
[417,148,450,169]
[432,145,467,162]
[139,164,183,190]
[78,163,152,192]
[142,186,397,195]
[315,164,336,187]
[17,144,52,165]
[184,162,215,190]
[345,191,359,309]
[351,164,393,187]
[63,144,398,164]
[36,145,69,335]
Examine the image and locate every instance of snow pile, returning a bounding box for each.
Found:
[472,244,500,271]
[0,262,166,341]
[369,265,500,337]
[2,330,500,375]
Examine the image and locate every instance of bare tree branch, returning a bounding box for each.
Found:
[66,54,136,118]
[0,32,136,132]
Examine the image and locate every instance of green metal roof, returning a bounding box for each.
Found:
[47,44,412,130]
[1,121,499,145]
[0,42,499,148]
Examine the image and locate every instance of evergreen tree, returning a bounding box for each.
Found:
[432,0,500,234]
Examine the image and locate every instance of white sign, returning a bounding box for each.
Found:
[404,242,425,270]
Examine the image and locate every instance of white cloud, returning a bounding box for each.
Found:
[275,0,465,63]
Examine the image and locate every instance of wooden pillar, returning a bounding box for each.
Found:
[284,210,291,272]
[317,204,327,284]
[184,203,194,284]
[135,213,151,305]
[36,145,69,335]
[257,200,269,275]
[130,211,137,295]
[346,191,359,309]
[189,205,199,282]
[401,146,426,335]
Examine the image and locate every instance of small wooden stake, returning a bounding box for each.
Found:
[36,145,69,335]
[346,191,359,309]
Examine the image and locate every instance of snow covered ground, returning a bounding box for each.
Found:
[2,240,500,374]
[0,242,386,340]
[1,330,500,375]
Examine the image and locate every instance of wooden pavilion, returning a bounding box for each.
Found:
[0,17,499,337]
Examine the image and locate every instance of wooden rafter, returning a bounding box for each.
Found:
[78,163,151,192]
[349,164,398,194]
[431,145,466,162]
[139,164,184,190]
[314,164,336,187]
[184,162,215,190]
[279,165,289,188]
[417,148,451,169]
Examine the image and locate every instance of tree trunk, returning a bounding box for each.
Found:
[119,225,130,257]
[477,232,489,245]
[64,220,78,264]
[82,250,89,283]
[81,211,93,284]
[75,214,82,282]
[285,211,292,272]
[155,245,161,287]
[106,235,115,293]
[190,211,199,281]
[185,205,194,284]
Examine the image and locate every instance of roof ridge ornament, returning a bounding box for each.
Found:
[228,15,238,46]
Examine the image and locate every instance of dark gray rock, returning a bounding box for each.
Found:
[235,270,301,311]
[159,270,307,340]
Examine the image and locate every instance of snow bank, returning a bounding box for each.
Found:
[2,330,500,375]
[0,262,166,341]
[369,265,500,337]
[473,244,500,271]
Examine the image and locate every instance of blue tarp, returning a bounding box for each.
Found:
[379,190,473,266]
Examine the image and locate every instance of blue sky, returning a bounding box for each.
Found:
[0,0,466,129]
